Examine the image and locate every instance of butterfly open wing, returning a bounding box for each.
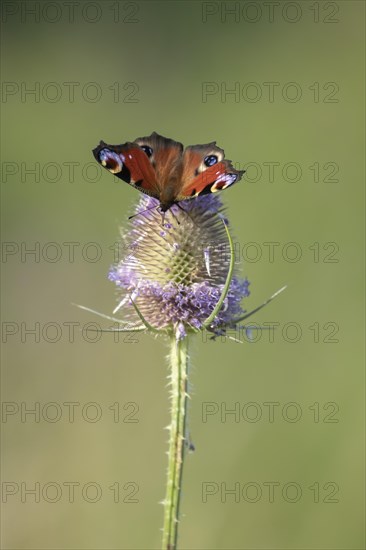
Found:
[92,140,160,198]
[177,143,245,200]
[93,132,184,204]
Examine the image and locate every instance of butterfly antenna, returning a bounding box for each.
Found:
[128,204,159,220]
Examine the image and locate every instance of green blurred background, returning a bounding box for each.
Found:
[1,1,364,548]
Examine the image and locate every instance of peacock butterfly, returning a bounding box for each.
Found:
[92,131,245,214]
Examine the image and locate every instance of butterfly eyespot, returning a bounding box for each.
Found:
[99,149,123,174]
[204,155,218,167]
[140,145,153,157]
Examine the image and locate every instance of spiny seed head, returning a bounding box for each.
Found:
[109,195,250,338]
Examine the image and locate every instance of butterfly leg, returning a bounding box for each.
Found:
[169,207,181,226]
[176,202,195,225]
[161,210,165,227]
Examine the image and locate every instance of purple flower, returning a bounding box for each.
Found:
[109,194,250,338]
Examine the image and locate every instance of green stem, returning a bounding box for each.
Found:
[162,336,189,550]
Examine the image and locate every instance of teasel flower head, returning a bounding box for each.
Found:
[108,194,251,340]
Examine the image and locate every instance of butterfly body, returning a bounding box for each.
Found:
[93,132,244,212]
